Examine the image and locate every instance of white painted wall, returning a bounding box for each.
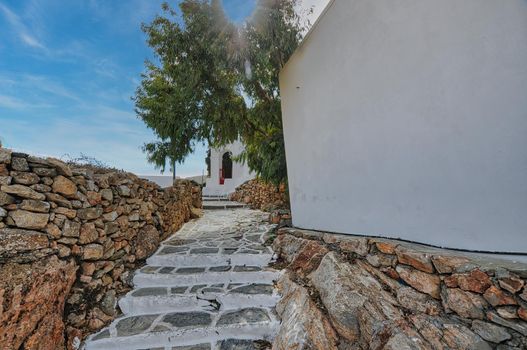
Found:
[203,140,254,196]
[280,0,527,253]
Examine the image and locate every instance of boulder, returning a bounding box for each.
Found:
[471,320,511,343]
[77,208,103,220]
[309,252,403,343]
[11,157,29,171]
[273,273,339,350]
[83,244,104,260]
[79,223,99,245]
[0,256,77,350]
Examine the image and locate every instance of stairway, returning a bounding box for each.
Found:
[83,209,281,350]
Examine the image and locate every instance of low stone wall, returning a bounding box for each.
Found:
[229,179,288,211]
[0,148,202,350]
[272,228,527,350]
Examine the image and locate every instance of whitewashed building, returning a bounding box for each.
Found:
[280,0,527,253]
[203,140,254,197]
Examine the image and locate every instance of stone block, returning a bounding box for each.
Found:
[52,175,77,198]
[2,184,46,200]
[441,287,487,319]
[9,210,49,229]
[396,265,441,299]
[395,245,435,273]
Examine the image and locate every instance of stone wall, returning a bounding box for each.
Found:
[0,148,202,350]
[272,228,527,350]
[229,179,288,211]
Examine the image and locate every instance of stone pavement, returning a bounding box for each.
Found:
[84,209,281,350]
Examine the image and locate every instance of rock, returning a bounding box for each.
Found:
[446,269,492,294]
[0,148,11,163]
[472,320,511,343]
[0,256,77,350]
[77,207,103,220]
[9,210,49,229]
[520,288,527,302]
[45,192,72,208]
[366,253,396,268]
[487,311,527,336]
[33,167,57,177]
[484,286,518,307]
[11,156,29,171]
[372,239,398,254]
[0,228,49,261]
[117,185,130,197]
[100,290,117,316]
[83,244,104,260]
[499,276,525,294]
[518,308,527,321]
[12,172,40,185]
[396,286,441,315]
[442,287,487,319]
[46,223,61,238]
[79,223,99,244]
[87,191,102,206]
[309,252,402,343]
[0,176,12,185]
[46,158,73,177]
[2,184,46,200]
[497,306,519,320]
[273,273,339,350]
[337,236,369,256]
[52,175,77,198]
[287,239,329,277]
[190,207,203,219]
[19,199,50,213]
[54,207,77,219]
[0,192,15,206]
[396,265,441,299]
[395,245,435,273]
[0,207,6,218]
[135,225,159,260]
[30,183,52,193]
[100,188,113,202]
[63,220,81,238]
[102,211,118,222]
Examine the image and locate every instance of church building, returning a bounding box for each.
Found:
[203,140,254,197]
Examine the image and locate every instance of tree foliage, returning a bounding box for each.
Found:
[134,0,307,184]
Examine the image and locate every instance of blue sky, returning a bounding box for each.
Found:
[0,0,256,177]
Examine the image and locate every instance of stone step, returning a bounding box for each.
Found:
[202,201,247,210]
[84,308,279,350]
[119,283,279,315]
[147,252,274,268]
[133,268,281,288]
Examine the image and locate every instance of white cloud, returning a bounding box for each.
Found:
[0,2,46,50]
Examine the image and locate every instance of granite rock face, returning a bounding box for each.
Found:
[0,256,77,350]
[0,148,202,349]
[273,228,527,349]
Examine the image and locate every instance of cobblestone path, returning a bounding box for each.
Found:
[84,208,281,350]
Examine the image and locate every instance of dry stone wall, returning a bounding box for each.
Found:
[0,148,202,350]
[229,179,288,211]
[272,228,527,350]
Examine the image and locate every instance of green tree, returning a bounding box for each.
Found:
[135,0,306,184]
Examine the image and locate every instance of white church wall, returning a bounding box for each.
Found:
[280,0,527,253]
[203,140,254,196]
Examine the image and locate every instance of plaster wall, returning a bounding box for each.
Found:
[280,0,527,253]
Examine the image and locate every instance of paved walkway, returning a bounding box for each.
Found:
[84,209,281,350]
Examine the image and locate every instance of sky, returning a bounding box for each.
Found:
[0,0,328,177]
